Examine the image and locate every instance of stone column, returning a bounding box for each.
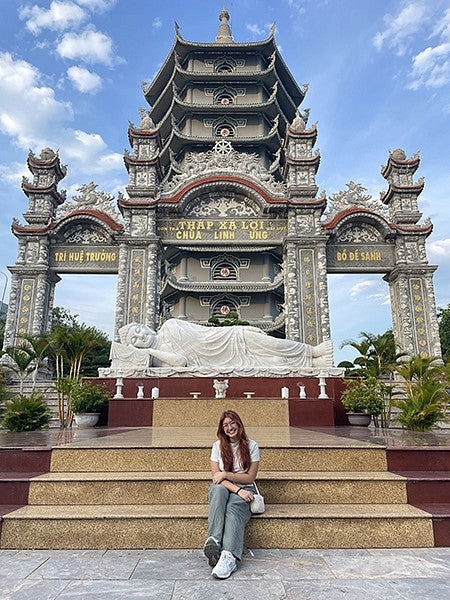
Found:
[385,266,441,358]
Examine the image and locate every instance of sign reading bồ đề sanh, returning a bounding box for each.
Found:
[49,245,119,273]
[326,243,396,272]
[157,218,288,243]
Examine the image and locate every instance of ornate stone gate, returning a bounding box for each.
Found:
[2,12,442,363]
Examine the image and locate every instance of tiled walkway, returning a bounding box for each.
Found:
[1,547,450,599]
[1,424,450,450]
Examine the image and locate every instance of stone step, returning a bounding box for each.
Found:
[27,470,407,505]
[0,503,434,550]
[49,445,388,473]
[151,398,290,427]
[0,473,40,504]
[394,471,450,504]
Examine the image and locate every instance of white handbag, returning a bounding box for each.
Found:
[250,482,265,514]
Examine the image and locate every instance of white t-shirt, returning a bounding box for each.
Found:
[210,439,260,473]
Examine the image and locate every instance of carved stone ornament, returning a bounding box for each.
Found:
[57,182,122,223]
[323,181,388,220]
[60,223,110,244]
[185,192,259,217]
[335,223,380,244]
[164,141,286,196]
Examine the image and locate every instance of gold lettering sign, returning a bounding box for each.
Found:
[50,245,119,272]
[157,218,287,242]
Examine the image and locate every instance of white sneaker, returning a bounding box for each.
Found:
[203,536,220,567]
[211,550,237,579]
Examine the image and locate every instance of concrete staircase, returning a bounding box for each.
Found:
[0,398,437,549]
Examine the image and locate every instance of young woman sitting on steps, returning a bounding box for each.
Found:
[203,410,260,579]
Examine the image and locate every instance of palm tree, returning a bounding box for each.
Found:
[338,330,405,427]
[48,323,107,427]
[20,333,52,392]
[1,345,36,395]
[394,356,449,431]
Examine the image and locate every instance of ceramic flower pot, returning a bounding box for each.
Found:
[74,412,100,428]
[347,413,372,426]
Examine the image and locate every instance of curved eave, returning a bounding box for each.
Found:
[396,222,433,235]
[27,155,67,179]
[285,154,321,170]
[381,156,420,178]
[21,182,65,205]
[157,102,287,145]
[174,33,303,103]
[161,126,282,157]
[172,94,286,115]
[322,207,395,231]
[285,124,318,145]
[161,275,284,294]
[160,174,287,205]
[12,222,50,235]
[288,196,326,209]
[154,62,299,113]
[380,181,425,204]
[124,154,164,181]
[53,210,124,232]
[119,197,159,208]
[128,126,162,148]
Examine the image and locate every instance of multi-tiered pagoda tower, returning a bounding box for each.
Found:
[3,9,441,364]
[122,9,320,340]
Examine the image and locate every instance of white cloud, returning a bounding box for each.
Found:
[74,0,117,12]
[19,1,86,35]
[61,129,122,173]
[57,28,116,66]
[0,52,121,176]
[246,24,265,36]
[152,17,162,29]
[348,279,390,306]
[349,280,376,297]
[285,0,306,16]
[427,238,450,260]
[408,42,450,89]
[373,2,426,55]
[0,161,28,186]
[0,52,72,148]
[67,65,102,93]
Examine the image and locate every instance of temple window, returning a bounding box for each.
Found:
[211,299,239,317]
[214,56,236,73]
[214,122,236,138]
[212,262,238,280]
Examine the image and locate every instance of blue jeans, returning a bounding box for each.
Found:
[207,484,253,560]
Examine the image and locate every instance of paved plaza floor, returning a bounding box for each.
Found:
[1,546,450,599]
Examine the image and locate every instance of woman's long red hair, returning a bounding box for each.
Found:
[217,411,250,472]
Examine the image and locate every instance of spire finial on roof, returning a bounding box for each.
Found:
[215,6,234,44]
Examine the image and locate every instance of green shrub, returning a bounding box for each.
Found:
[2,392,51,432]
[340,376,386,416]
[70,380,110,413]
[394,356,449,431]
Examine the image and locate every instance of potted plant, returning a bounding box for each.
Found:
[340,376,385,426]
[70,380,110,428]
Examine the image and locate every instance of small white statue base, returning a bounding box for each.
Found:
[100,319,344,378]
[213,379,228,398]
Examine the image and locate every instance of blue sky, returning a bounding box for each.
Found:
[1,0,450,363]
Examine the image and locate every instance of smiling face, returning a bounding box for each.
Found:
[220,411,244,443]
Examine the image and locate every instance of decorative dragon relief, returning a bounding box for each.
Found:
[56,182,122,223]
[164,140,286,196]
[335,223,381,244]
[58,223,111,244]
[185,192,259,217]
[323,181,389,221]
